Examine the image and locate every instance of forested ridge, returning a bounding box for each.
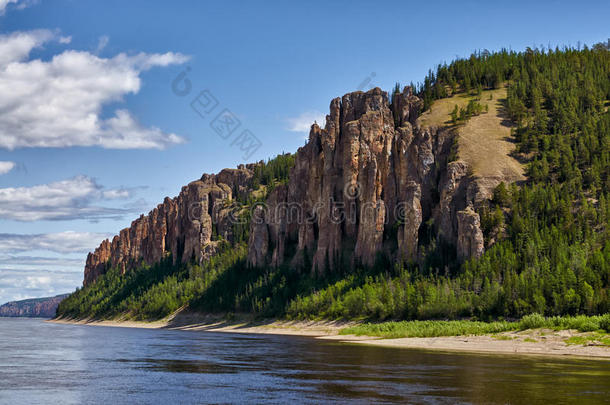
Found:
[57,42,610,322]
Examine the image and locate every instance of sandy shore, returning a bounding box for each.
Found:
[325,330,610,359]
[49,312,610,360]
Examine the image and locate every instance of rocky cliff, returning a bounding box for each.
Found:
[84,87,487,284]
[84,165,257,285]
[0,294,69,318]
[248,87,484,272]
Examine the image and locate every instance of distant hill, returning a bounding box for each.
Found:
[0,294,70,318]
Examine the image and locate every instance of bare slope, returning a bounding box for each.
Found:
[418,87,525,198]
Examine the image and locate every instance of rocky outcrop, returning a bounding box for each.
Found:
[457,207,485,260]
[436,160,471,246]
[84,87,490,285]
[84,165,255,285]
[0,294,69,318]
[248,87,484,272]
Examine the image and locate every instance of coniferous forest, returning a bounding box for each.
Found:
[57,42,610,322]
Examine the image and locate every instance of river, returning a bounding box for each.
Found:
[0,318,608,404]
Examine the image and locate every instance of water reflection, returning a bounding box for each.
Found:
[0,318,608,404]
[118,358,240,374]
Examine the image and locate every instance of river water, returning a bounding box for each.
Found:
[0,318,608,404]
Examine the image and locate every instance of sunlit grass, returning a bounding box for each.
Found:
[492,334,516,340]
[340,313,610,339]
[564,333,610,347]
[340,319,516,338]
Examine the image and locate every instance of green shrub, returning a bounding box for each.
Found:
[566,315,599,332]
[519,313,546,330]
[599,314,610,332]
[548,315,601,332]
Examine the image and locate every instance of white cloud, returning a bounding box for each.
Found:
[287,111,326,134]
[58,35,71,44]
[0,160,15,174]
[0,0,18,15]
[0,30,53,66]
[0,0,37,15]
[25,274,51,288]
[0,231,112,254]
[0,0,17,13]
[14,0,36,10]
[0,230,110,303]
[0,30,189,150]
[101,187,132,199]
[0,176,139,221]
[0,267,81,304]
[0,255,83,267]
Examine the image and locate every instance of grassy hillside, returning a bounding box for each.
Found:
[419,86,525,196]
[58,43,610,323]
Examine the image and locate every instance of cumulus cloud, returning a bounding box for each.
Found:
[0,231,112,254]
[0,176,140,221]
[0,160,15,174]
[286,111,326,133]
[0,29,53,66]
[0,30,189,150]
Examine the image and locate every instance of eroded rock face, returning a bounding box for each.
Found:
[457,207,485,260]
[436,160,471,246]
[247,87,484,272]
[84,87,490,285]
[83,166,254,285]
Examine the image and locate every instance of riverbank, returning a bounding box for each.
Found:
[50,312,354,336]
[49,312,610,359]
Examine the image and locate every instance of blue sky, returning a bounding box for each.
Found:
[0,0,608,304]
